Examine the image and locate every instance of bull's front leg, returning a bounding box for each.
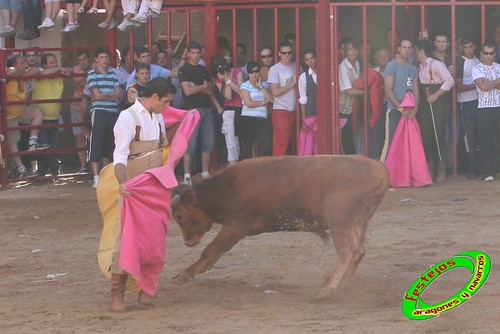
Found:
[173,225,246,284]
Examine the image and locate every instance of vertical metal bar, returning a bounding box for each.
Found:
[107,30,117,67]
[128,29,135,72]
[362,5,369,157]
[0,48,7,188]
[232,8,237,67]
[253,8,258,61]
[205,4,218,69]
[148,16,153,54]
[420,5,426,35]
[295,6,301,153]
[451,2,457,175]
[391,2,396,58]
[186,10,191,43]
[333,4,340,154]
[274,8,278,58]
[167,10,172,68]
[481,5,486,43]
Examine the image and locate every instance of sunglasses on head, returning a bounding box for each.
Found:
[483,51,495,56]
[249,69,260,74]
[280,51,293,55]
[260,54,273,59]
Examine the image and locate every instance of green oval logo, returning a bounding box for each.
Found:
[402,250,491,320]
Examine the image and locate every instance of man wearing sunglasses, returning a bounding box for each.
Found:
[472,41,500,182]
[259,46,274,84]
[268,40,297,156]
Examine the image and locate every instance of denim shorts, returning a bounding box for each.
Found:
[186,107,215,155]
[0,0,22,11]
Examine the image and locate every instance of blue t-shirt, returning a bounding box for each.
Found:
[240,81,268,119]
[383,59,418,110]
[87,68,120,112]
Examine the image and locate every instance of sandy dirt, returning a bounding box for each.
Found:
[0,175,499,334]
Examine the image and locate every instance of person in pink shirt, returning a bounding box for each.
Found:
[414,40,455,183]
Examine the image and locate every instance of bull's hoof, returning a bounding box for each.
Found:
[312,289,336,303]
[172,271,193,284]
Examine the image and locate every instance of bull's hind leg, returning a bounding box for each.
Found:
[315,205,370,301]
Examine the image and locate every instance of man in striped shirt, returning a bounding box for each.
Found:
[87,47,123,188]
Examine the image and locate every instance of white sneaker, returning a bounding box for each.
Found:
[117,19,130,31]
[0,25,16,37]
[201,171,210,179]
[182,173,192,185]
[38,18,55,30]
[92,175,99,188]
[484,176,494,182]
[131,14,147,24]
[146,10,160,18]
[61,22,79,32]
[108,20,118,29]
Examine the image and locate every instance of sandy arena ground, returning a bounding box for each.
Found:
[0,175,499,334]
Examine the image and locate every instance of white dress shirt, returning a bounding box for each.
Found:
[113,99,165,166]
[298,68,317,104]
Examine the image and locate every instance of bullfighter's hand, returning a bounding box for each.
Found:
[119,183,131,197]
[426,93,438,104]
[402,108,416,118]
[301,120,311,132]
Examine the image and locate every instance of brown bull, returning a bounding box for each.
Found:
[171,155,389,300]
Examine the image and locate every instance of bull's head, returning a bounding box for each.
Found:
[171,186,213,247]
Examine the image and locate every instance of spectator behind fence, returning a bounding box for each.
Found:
[216,48,244,165]
[87,47,122,188]
[239,61,273,160]
[32,53,71,176]
[268,40,297,156]
[71,50,92,174]
[5,54,49,177]
[126,62,150,105]
[178,41,217,184]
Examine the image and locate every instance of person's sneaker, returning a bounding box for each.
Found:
[38,18,55,30]
[28,138,50,151]
[92,175,99,188]
[182,173,192,185]
[108,20,118,29]
[117,19,130,31]
[146,10,160,18]
[17,29,40,40]
[201,171,210,179]
[77,166,89,174]
[97,20,111,28]
[126,20,141,28]
[0,25,16,37]
[61,22,79,32]
[484,176,494,182]
[77,7,85,13]
[87,7,98,14]
[131,14,147,24]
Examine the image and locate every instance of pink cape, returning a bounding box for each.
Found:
[298,116,317,156]
[384,117,432,188]
[118,110,200,296]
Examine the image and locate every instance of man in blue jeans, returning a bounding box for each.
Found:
[17,0,42,40]
[178,41,221,184]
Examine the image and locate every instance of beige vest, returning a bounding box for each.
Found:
[126,109,163,180]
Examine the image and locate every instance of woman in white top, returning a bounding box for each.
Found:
[239,61,274,159]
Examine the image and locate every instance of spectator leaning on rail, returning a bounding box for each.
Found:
[87,47,123,188]
[5,54,49,178]
[31,53,71,177]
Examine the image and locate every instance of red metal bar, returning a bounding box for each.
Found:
[295,6,301,153]
[148,14,154,54]
[273,8,278,58]
[253,8,258,61]
[481,5,486,43]
[391,3,396,57]
[166,10,172,68]
[186,10,191,43]
[332,4,340,154]
[451,4,457,176]
[232,8,237,66]
[362,5,369,157]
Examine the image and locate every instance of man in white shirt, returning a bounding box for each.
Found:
[456,36,480,179]
[339,40,363,154]
[472,41,500,181]
[298,49,317,155]
[269,40,297,156]
[109,77,175,312]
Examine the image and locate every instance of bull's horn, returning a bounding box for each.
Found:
[171,194,181,207]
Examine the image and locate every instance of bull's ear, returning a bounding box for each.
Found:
[184,188,197,204]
